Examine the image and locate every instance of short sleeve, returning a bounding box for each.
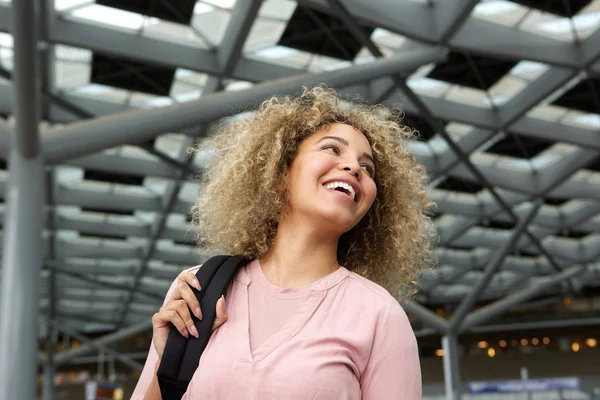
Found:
[130,266,201,400]
[360,300,422,400]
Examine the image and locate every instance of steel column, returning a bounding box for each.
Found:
[448,201,542,332]
[42,270,57,400]
[0,1,43,399]
[442,335,462,400]
[460,265,585,331]
[42,49,446,163]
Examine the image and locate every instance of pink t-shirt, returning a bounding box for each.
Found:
[131,260,422,399]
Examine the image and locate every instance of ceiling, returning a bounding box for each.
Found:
[0,0,599,334]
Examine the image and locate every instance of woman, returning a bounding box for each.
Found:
[132,86,435,399]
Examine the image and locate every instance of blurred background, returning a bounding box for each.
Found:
[0,0,599,399]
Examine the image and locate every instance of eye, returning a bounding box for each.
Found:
[361,164,375,177]
[321,144,340,154]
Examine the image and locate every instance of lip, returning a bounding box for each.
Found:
[321,177,361,203]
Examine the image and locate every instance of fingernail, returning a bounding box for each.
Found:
[189,325,199,338]
[193,279,201,290]
[183,330,189,339]
[195,307,202,320]
[220,296,225,312]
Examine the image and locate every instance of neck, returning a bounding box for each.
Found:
[259,212,340,288]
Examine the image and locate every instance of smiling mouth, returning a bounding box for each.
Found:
[323,181,356,202]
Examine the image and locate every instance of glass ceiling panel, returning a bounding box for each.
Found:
[259,0,297,20]
[472,0,529,27]
[191,6,232,47]
[473,0,600,41]
[243,18,289,54]
[142,18,210,48]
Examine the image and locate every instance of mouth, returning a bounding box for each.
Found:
[323,181,357,202]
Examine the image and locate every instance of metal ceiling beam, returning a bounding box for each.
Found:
[47,17,300,83]
[402,300,449,334]
[308,0,581,68]
[42,48,446,163]
[435,0,479,43]
[497,67,576,127]
[302,0,438,44]
[467,316,600,333]
[54,319,153,365]
[217,0,263,79]
[47,266,164,301]
[447,201,542,333]
[449,18,582,69]
[43,319,143,370]
[460,265,585,332]
[115,0,263,325]
[511,117,600,151]
[329,0,568,285]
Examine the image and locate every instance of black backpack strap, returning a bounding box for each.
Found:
[157,255,247,400]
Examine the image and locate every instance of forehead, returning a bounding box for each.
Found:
[306,123,371,150]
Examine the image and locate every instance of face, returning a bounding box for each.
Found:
[284,123,377,234]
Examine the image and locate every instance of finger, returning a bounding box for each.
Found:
[178,272,201,291]
[176,280,203,320]
[168,300,199,338]
[154,310,189,339]
[212,295,228,332]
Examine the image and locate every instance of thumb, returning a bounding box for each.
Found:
[212,295,228,332]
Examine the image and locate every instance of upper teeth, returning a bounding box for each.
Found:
[324,181,356,200]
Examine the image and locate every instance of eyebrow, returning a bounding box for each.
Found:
[317,136,375,166]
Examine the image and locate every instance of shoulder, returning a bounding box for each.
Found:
[344,271,413,335]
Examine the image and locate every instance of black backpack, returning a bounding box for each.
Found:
[156,255,249,400]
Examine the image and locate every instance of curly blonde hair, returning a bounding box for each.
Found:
[191,86,435,298]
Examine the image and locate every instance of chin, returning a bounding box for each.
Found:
[316,209,357,234]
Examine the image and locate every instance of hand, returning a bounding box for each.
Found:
[151,272,229,358]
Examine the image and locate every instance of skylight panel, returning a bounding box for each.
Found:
[562,111,600,129]
[0,32,13,48]
[69,83,130,104]
[70,4,145,31]
[201,0,237,9]
[175,69,209,87]
[143,19,208,48]
[55,0,92,12]
[55,61,90,90]
[55,45,92,63]
[572,10,600,38]
[371,28,406,49]
[224,80,253,91]
[509,61,549,81]
[444,85,493,108]
[472,0,529,27]
[407,76,451,97]
[309,55,355,73]
[170,81,202,101]
[259,0,297,20]
[488,75,528,105]
[0,47,13,70]
[527,103,569,122]
[243,19,288,54]
[519,10,576,41]
[191,7,232,46]
[129,93,174,109]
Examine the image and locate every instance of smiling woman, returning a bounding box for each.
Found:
[132,86,436,400]
[193,86,435,297]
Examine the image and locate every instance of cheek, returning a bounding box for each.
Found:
[363,181,377,207]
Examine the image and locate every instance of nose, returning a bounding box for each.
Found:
[340,162,360,179]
